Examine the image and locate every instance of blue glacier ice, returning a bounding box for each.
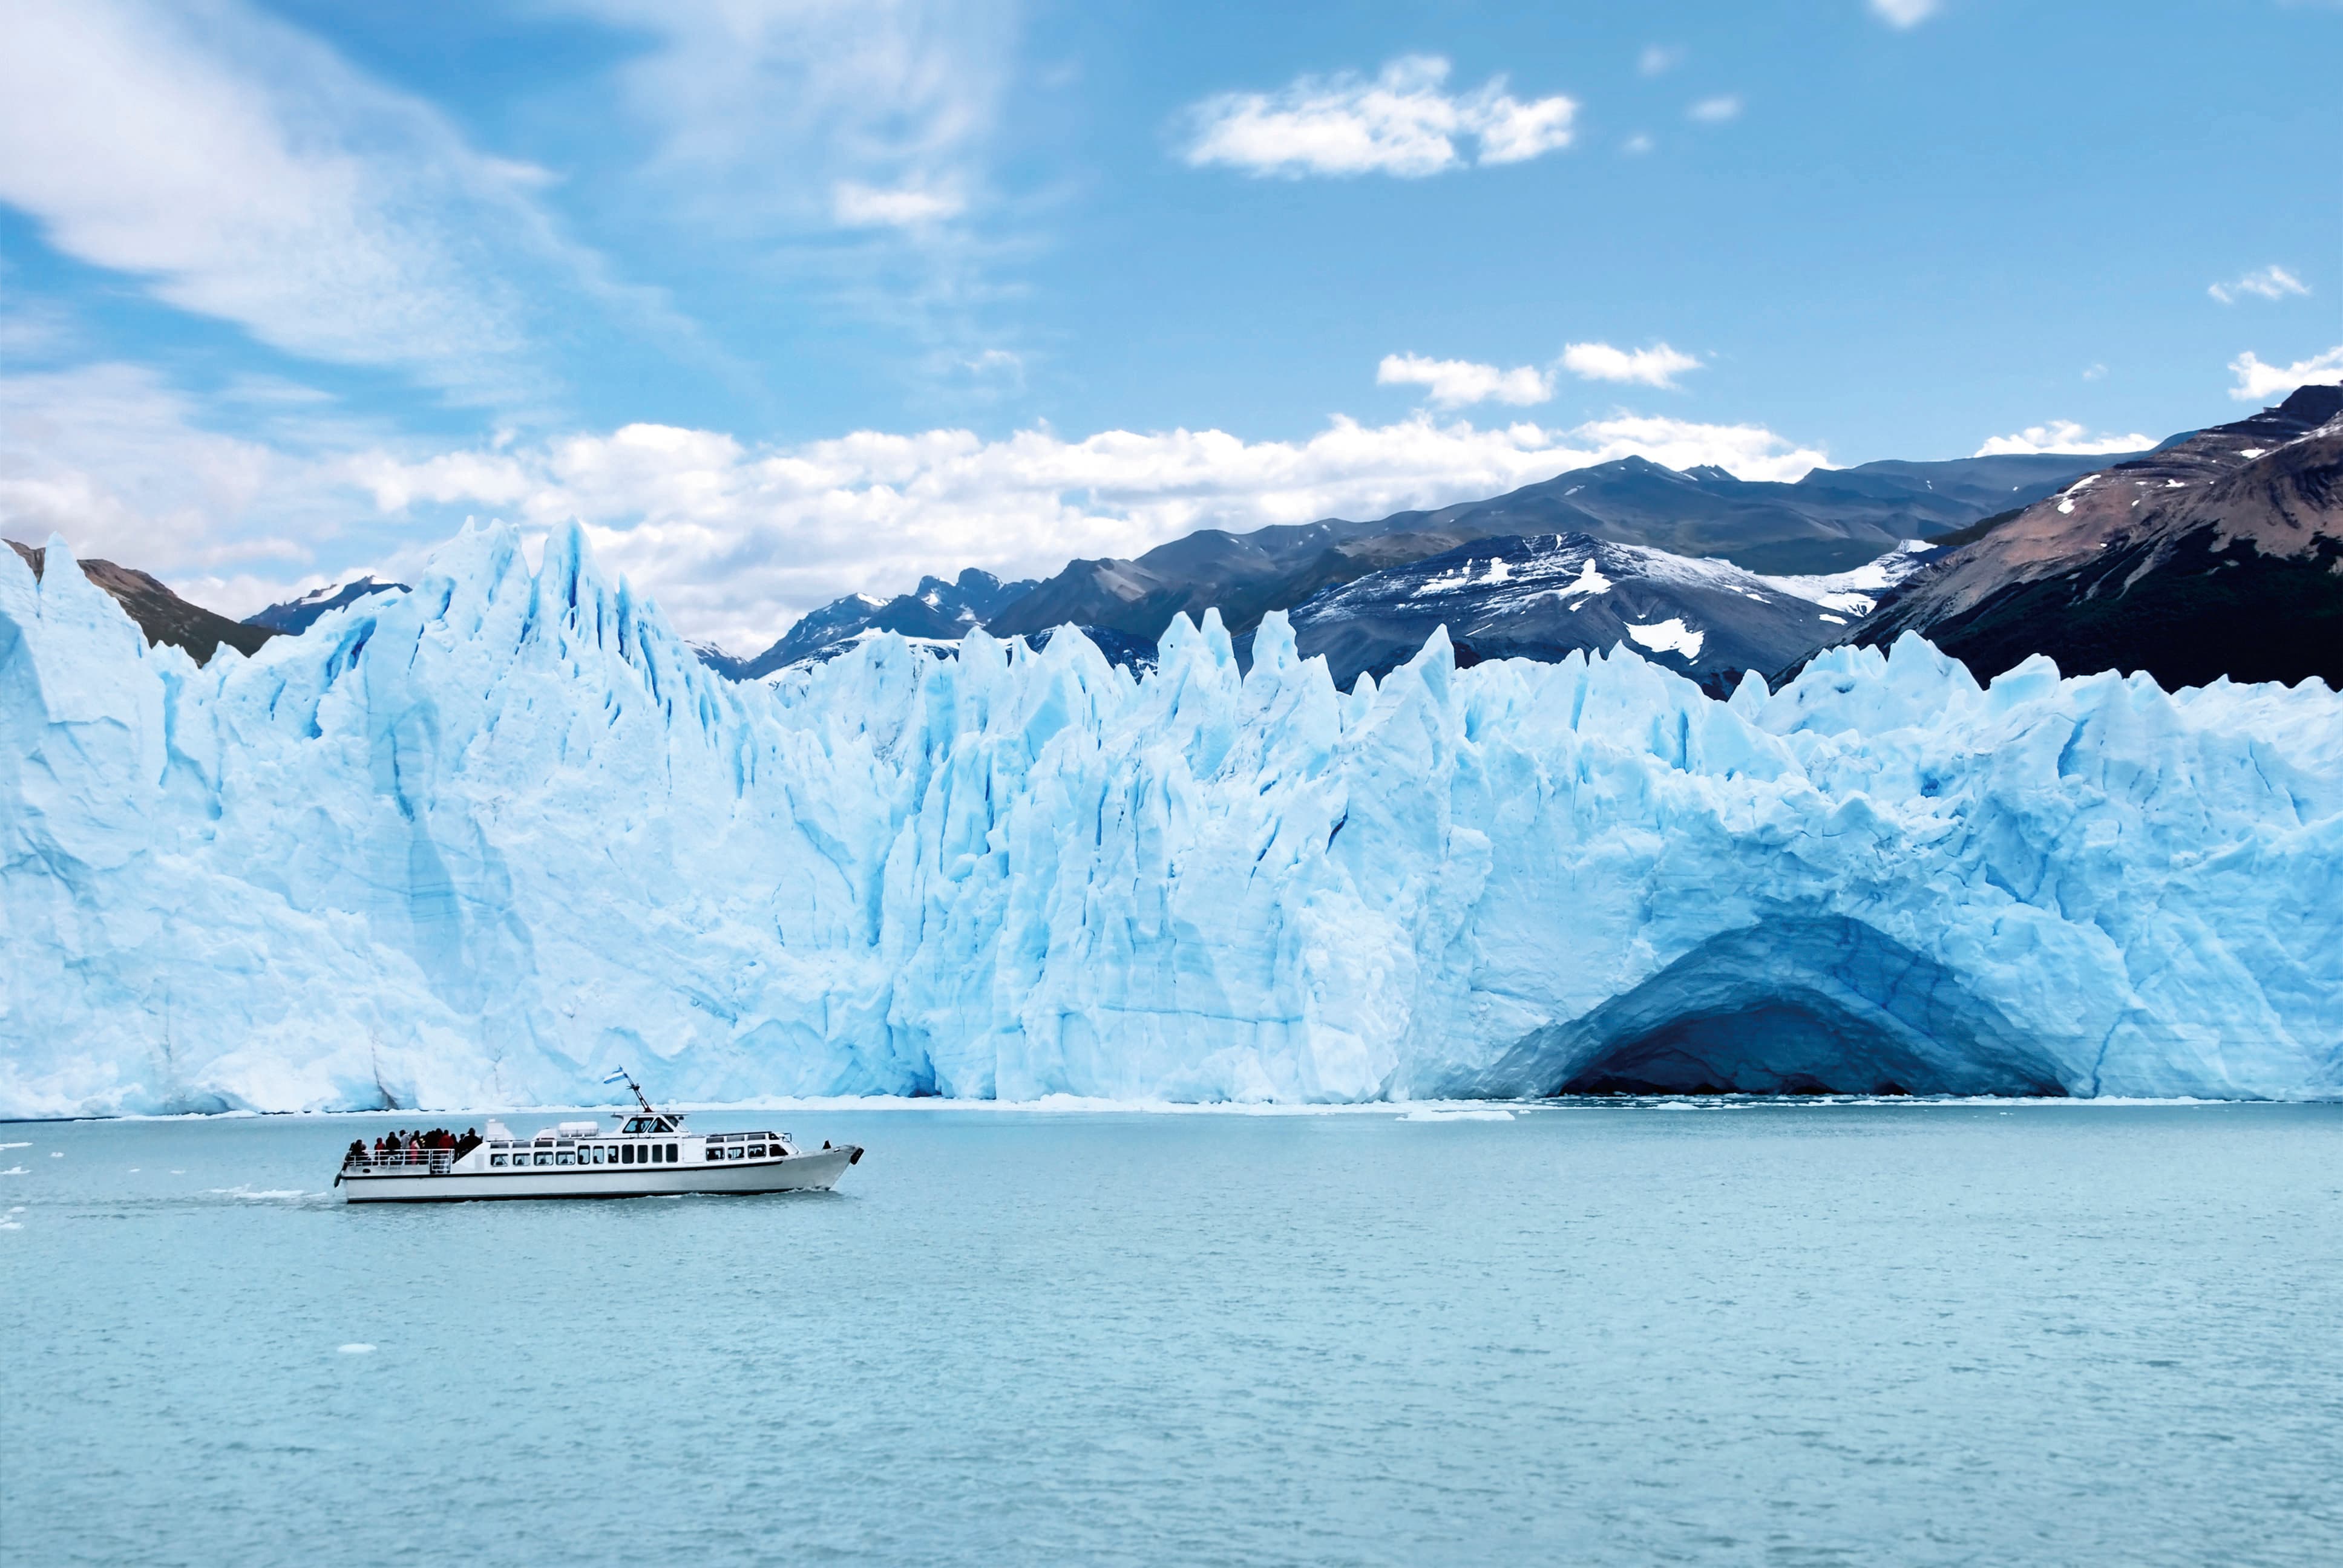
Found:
[4,522,2341,1117]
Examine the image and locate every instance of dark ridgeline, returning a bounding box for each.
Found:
[1836,385,2343,691]
[5,540,275,665]
[699,446,2126,683]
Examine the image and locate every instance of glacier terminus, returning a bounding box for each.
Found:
[4,521,2340,1118]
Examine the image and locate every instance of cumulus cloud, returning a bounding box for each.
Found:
[4,370,1829,651]
[1687,95,1743,123]
[1870,0,1942,26]
[2227,344,2343,402]
[1180,56,1577,178]
[2209,265,2310,305]
[1560,342,1703,389]
[1377,354,1553,408]
[1973,421,2154,457]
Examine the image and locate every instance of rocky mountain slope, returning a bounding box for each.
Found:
[704,568,1037,680]
[1846,386,2343,688]
[246,576,408,635]
[718,448,2121,681]
[1273,532,1933,692]
[5,540,274,664]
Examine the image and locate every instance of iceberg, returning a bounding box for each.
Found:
[4,522,2341,1117]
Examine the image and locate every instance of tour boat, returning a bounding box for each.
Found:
[335,1073,861,1203]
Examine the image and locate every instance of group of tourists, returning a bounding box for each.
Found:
[342,1126,482,1166]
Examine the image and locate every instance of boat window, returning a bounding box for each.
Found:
[704,1147,721,1161]
[555,1151,573,1165]
[490,1154,507,1167]
[747,1146,765,1158]
[649,1145,663,1163]
[621,1145,635,1165]
[586,1146,599,1164]
[534,1151,552,1167]
[727,1146,743,1160]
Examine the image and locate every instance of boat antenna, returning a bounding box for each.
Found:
[601,1067,654,1115]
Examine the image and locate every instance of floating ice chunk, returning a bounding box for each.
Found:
[1400,1107,1516,1122]
[339,1343,376,1354]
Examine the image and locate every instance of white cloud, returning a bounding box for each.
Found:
[0,0,617,409]
[1973,421,2154,457]
[1560,342,1704,389]
[2209,265,2310,305]
[2227,344,2343,402]
[2082,363,2108,381]
[1180,56,1577,178]
[1639,45,1685,77]
[4,371,1829,651]
[1623,134,1656,155]
[1377,354,1553,408]
[0,363,366,594]
[1688,96,1743,123]
[553,0,1014,235]
[833,182,965,228]
[1870,0,1942,27]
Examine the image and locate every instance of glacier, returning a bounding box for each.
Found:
[4,521,2341,1117]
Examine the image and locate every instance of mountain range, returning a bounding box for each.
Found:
[1842,385,2343,690]
[1270,532,1933,693]
[20,390,2343,697]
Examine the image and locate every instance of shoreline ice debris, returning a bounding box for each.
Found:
[3,521,2341,1117]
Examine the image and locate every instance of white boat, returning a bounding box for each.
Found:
[335,1073,862,1204]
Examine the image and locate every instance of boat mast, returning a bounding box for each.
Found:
[605,1067,656,1116]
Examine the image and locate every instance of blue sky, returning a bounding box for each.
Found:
[1,0,2337,649]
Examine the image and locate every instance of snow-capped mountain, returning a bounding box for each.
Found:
[1274,531,1935,691]
[5,540,274,665]
[701,567,1037,680]
[245,576,408,636]
[5,520,2340,1116]
[1847,385,2343,689]
[980,450,2123,658]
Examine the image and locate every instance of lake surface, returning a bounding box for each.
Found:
[5,1100,2342,1567]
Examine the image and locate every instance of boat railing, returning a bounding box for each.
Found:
[344,1149,457,1174]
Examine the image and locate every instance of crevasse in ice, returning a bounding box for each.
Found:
[4,522,2339,1116]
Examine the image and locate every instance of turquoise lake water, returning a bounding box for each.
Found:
[5,1101,2341,1567]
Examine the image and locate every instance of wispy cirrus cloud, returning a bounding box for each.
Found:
[1870,0,1942,27]
[2228,344,2343,402]
[553,0,1015,237]
[1687,95,1743,124]
[1973,420,2152,457]
[2209,266,2310,305]
[1180,56,1577,178]
[0,0,666,413]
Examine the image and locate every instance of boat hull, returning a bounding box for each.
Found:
[340,1145,860,1203]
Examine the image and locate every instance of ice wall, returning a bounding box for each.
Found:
[4,522,2340,1116]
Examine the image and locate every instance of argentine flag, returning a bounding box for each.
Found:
[601,1068,631,1085]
